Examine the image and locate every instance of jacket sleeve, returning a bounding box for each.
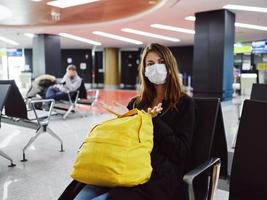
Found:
[153,97,195,165]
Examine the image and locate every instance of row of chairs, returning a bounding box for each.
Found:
[0,79,100,166]
[229,99,267,199]
[191,83,267,200]
[184,84,267,199]
[0,80,64,165]
[194,90,267,200]
[228,83,267,199]
[46,79,99,119]
[0,84,16,167]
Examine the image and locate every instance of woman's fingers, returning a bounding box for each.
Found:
[156,107,162,113]
[147,104,164,117]
[157,103,162,108]
[147,106,162,117]
[151,103,162,114]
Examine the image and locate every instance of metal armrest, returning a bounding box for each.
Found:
[183,158,221,200]
[28,99,55,128]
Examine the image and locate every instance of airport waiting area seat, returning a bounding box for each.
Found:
[78,88,99,107]
[0,84,16,167]
[232,83,267,148]
[54,89,81,120]
[211,102,228,180]
[0,80,64,162]
[250,83,267,102]
[182,98,223,200]
[58,97,223,200]
[228,100,267,199]
[54,80,99,119]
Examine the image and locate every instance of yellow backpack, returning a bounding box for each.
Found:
[71,108,153,187]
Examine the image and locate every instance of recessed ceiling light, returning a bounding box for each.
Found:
[121,28,180,42]
[59,33,101,46]
[150,24,195,34]
[0,5,12,21]
[47,0,99,8]
[92,31,143,45]
[24,33,35,38]
[184,16,196,21]
[235,23,267,31]
[223,4,267,13]
[32,0,42,2]
[0,36,19,46]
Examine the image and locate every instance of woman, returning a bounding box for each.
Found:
[59,43,195,200]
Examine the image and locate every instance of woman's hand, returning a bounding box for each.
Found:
[100,101,129,115]
[147,103,163,118]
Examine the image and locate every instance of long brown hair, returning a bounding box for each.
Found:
[135,43,184,111]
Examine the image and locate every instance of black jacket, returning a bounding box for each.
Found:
[58,95,195,200]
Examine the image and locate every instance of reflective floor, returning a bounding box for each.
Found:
[0,89,241,200]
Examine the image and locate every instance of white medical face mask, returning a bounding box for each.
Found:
[145,63,167,85]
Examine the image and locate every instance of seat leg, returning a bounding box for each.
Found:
[46,127,64,152]
[208,163,221,200]
[63,104,74,119]
[21,125,64,162]
[0,150,16,167]
[21,129,43,162]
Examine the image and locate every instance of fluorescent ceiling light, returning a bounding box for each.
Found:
[121,28,180,42]
[223,4,267,13]
[151,24,195,34]
[24,33,35,38]
[92,31,143,45]
[235,22,267,31]
[47,0,99,8]
[185,16,195,21]
[0,36,19,46]
[0,5,12,21]
[59,33,101,46]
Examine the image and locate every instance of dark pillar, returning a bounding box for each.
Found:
[192,9,235,100]
[120,50,140,89]
[32,34,61,78]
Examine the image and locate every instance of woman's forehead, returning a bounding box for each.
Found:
[145,51,162,60]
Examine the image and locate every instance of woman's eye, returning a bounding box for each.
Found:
[159,60,165,64]
[146,63,153,66]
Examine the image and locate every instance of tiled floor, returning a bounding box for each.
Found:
[0,89,242,200]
